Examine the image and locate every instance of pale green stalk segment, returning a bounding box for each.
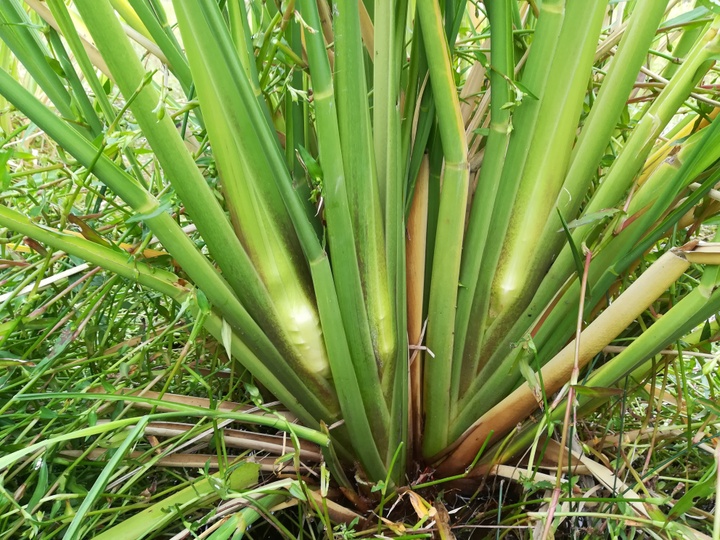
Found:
[226,0,279,136]
[109,0,153,40]
[45,29,104,136]
[45,0,115,122]
[416,0,469,457]
[226,0,267,117]
[172,0,330,379]
[175,0,390,463]
[0,0,76,123]
[374,0,398,216]
[484,0,606,371]
[662,20,707,79]
[452,0,513,402]
[335,0,397,372]
[555,0,670,230]
[457,0,565,388]
[298,0,390,473]
[374,0,408,401]
[70,0,331,387]
[125,0,193,92]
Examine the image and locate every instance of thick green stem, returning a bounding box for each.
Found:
[417,0,469,457]
[452,0,513,402]
[298,0,390,479]
[335,0,397,373]
[457,0,565,393]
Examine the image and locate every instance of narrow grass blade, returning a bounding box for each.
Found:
[62,417,150,540]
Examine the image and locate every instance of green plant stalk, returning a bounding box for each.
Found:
[297,0,389,479]
[457,0,565,389]
[534,113,720,370]
[536,0,670,275]
[227,0,261,91]
[0,40,13,135]
[400,21,426,198]
[403,5,466,219]
[662,19,707,79]
[443,247,693,469]
[374,0,399,217]
[417,0,469,457]
[539,17,720,314]
[456,109,720,431]
[0,203,338,428]
[482,0,607,371]
[379,0,411,471]
[334,0,396,371]
[374,0,408,402]
[45,0,115,121]
[452,0,513,402]
[227,2,275,137]
[466,18,720,401]
[45,28,104,136]
[125,0,192,92]
[0,0,77,125]
[70,0,338,393]
[172,0,330,379]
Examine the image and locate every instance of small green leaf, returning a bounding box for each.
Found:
[287,481,307,501]
[696,396,720,416]
[0,149,13,190]
[562,208,621,231]
[196,289,210,314]
[518,355,541,404]
[557,209,585,282]
[572,386,624,399]
[221,319,232,360]
[38,407,58,419]
[44,56,66,78]
[26,460,49,511]
[296,145,323,182]
[697,1,720,15]
[125,199,172,223]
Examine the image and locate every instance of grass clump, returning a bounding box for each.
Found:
[2,0,720,537]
